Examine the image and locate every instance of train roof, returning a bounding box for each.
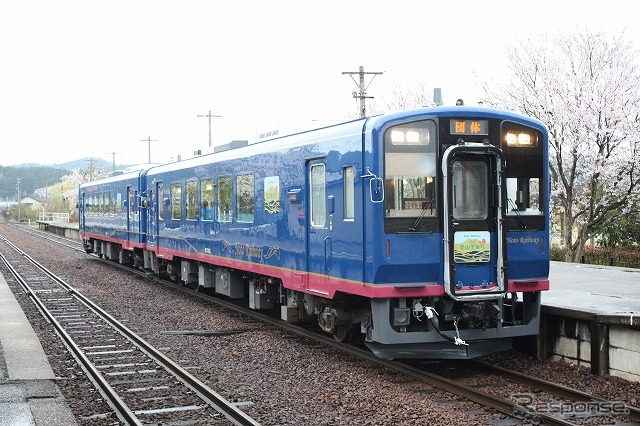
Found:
[367,105,548,134]
[81,105,548,186]
[79,165,152,189]
[144,117,369,176]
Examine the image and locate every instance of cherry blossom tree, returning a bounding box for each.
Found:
[482,31,640,262]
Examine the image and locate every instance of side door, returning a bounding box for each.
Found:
[148,181,163,247]
[306,160,331,291]
[442,143,506,301]
[79,192,86,230]
[126,186,134,243]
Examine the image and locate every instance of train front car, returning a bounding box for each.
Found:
[363,107,549,359]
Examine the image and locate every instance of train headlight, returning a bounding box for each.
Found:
[392,307,411,326]
[505,131,533,147]
[390,130,424,144]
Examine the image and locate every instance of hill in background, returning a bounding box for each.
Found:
[0,158,131,200]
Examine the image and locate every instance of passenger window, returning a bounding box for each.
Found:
[186,181,197,220]
[217,177,232,222]
[201,179,214,221]
[170,183,182,220]
[236,174,254,222]
[107,192,114,215]
[310,164,326,227]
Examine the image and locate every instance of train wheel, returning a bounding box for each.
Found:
[192,281,201,292]
[333,324,352,343]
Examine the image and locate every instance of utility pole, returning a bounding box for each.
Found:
[86,158,98,181]
[140,136,157,163]
[197,110,222,147]
[342,65,383,118]
[16,179,20,222]
[104,153,120,172]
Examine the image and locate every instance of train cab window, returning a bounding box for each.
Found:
[501,122,545,229]
[310,164,326,227]
[217,177,232,222]
[506,177,541,215]
[383,120,437,233]
[186,181,197,221]
[236,174,254,223]
[170,183,182,220]
[201,179,214,221]
[344,166,355,220]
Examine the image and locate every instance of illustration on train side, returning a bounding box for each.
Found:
[79,105,550,359]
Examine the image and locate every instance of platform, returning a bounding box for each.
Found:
[545,261,640,318]
[0,272,77,425]
[35,221,79,240]
[540,261,640,381]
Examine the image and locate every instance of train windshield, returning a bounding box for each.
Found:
[383,119,437,233]
[500,122,546,230]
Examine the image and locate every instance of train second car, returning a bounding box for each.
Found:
[79,106,550,359]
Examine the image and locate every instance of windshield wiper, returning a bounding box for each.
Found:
[507,198,527,229]
[409,201,433,231]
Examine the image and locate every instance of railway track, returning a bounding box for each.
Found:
[415,359,640,425]
[472,360,640,423]
[5,223,640,425]
[0,232,260,426]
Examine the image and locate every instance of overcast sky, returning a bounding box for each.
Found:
[1,1,638,168]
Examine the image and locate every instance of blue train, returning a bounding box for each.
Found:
[79,105,550,359]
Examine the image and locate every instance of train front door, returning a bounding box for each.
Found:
[442,143,507,301]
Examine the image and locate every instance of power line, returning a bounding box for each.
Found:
[197,110,222,147]
[342,65,383,118]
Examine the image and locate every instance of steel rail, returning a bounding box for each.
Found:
[10,226,601,425]
[0,248,142,425]
[111,263,573,426]
[473,360,640,423]
[0,235,260,426]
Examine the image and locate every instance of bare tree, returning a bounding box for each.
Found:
[482,31,640,262]
[380,81,432,111]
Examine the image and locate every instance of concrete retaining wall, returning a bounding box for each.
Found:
[540,313,640,382]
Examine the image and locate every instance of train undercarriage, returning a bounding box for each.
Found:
[84,238,541,359]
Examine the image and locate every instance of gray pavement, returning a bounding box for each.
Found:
[545,261,640,320]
